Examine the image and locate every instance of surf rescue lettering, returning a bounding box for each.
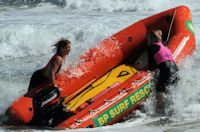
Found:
[93,83,151,127]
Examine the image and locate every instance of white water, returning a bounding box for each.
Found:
[0,0,200,131]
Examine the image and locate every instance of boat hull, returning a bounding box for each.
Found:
[5,5,196,128]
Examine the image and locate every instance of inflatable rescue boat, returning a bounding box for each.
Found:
[5,5,195,128]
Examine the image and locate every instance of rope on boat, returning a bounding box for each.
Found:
[167,8,177,42]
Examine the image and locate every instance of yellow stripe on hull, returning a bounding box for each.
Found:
[64,64,137,111]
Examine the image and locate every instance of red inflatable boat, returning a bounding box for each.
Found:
[5,5,195,128]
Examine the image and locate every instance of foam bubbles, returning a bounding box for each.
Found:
[2,0,200,13]
[0,1,200,130]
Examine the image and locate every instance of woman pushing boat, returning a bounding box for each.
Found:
[28,39,71,91]
[146,29,179,113]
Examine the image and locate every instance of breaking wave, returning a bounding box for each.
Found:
[1,0,200,12]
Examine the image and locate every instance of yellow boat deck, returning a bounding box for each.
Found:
[63,64,138,111]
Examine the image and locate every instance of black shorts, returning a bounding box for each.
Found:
[156,60,179,92]
[28,70,48,91]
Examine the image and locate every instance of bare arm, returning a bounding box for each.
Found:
[50,56,62,87]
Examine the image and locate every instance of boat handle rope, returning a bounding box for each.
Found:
[76,83,143,123]
[62,69,113,109]
[89,87,131,114]
[66,70,113,110]
[66,66,137,110]
[74,119,82,123]
[87,69,143,113]
[167,8,177,42]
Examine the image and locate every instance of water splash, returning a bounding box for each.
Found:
[1,0,200,12]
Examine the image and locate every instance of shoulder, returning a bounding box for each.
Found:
[52,55,62,64]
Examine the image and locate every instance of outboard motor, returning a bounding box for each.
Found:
[31,86,64,126]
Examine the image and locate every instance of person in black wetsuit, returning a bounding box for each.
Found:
[146,29,179,113]
[28,39,71,91]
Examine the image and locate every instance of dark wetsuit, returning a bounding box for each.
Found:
[28,65,61,92]
[148,43,179,92]
[28,70,47,91]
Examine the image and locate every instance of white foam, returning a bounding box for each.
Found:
[2,0,200,13]
[0,1,200,131]
[57,0,200,12]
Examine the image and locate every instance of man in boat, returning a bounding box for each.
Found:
[28,38,71,91]
[146,29,179,114]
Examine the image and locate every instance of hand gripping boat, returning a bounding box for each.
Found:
[5,5,195,128]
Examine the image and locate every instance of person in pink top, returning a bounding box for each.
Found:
[146,29,179,114]
[28,39,71,91]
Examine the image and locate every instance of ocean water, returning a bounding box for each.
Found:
[0,0,200,131]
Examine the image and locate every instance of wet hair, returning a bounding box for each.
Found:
[147,29,162,42]
[54,38,71,53]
